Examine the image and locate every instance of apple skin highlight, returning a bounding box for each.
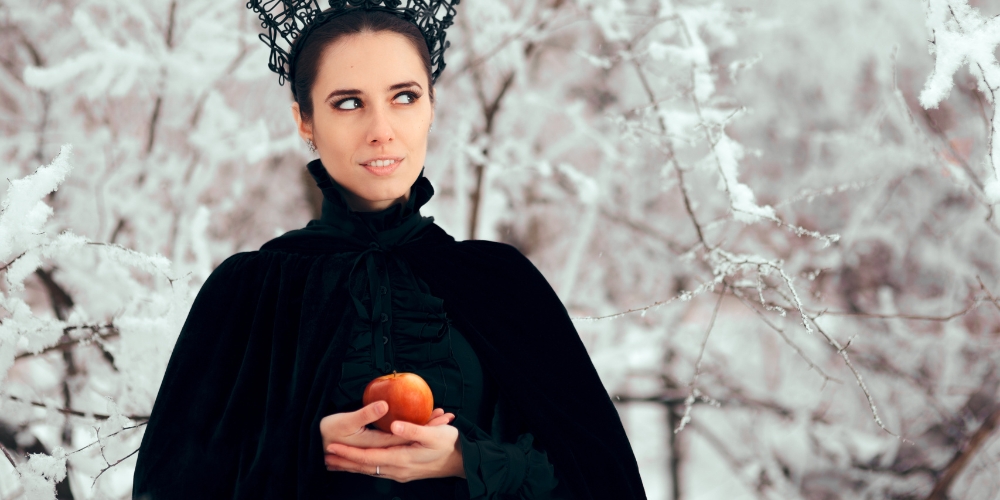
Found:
[362,372,434,433]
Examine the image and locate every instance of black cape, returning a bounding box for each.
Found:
[132,164,646,500]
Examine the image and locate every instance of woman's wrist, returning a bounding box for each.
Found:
[451,435,466,478]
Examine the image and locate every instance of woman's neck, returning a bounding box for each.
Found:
[337,185,410,212]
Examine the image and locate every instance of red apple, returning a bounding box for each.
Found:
[362,372,434,433]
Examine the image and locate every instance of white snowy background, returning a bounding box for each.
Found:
[1,0,1000,498]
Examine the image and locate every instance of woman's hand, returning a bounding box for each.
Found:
[324,419,466,482]
[319,401,454,452]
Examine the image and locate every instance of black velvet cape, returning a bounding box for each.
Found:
[132,166,646,500]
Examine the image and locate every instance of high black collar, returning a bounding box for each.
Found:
[300,159,437,250]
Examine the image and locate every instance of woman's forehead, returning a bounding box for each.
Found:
[315,31,427,91]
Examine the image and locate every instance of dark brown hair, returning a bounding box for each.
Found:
[291,9,434,122]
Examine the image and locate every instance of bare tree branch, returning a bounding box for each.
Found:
[925,407,1000,500]
[468,70,516,240]
[0,441,18,472]
[0,250,27,273]
[144,1,178,156]
[719,252,902,438]
[573,275,722,321]
[675,283,727,433]
[731,288,840,384]
[627,48,710,250]
[4,395,149,421]
[599,207,690,255]
[66,422,147,458]
[92,447,139,488]
[816,300,986,322]
[14,323,118,361]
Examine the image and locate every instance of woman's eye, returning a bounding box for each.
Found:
[335,98,362,110]
[394,92,419,104]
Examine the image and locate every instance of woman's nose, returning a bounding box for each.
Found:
[366,104,394,144]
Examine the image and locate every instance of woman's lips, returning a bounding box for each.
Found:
[361,158,402,177]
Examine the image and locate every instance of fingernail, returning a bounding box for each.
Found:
[378,401,388,412]
[327,446,336,454]
[392,421,404,433]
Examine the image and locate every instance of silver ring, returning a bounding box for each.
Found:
[375,465,380,476]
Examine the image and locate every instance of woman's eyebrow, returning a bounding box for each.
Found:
[325,81,423,101]
[326,88,363,101]
[388,81,422,91]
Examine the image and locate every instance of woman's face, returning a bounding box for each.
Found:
[292,31,434,212]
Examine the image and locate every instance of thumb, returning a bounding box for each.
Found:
[391,420,430,444]
[357,401,388,426]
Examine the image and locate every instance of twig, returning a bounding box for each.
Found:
[626,38,711,250]
[976,276,1000,313]
[846,348,951,421]
[14,323,119,360]
[891,44,1000,236]
[0,250,27,273]
[614,382,796,420]
[671,157,710,248]
[732,207,840,247]
[3,394,149,421]
[66,422,147,458]
[851,458,935,478]
[674,15,775,227]
[445,9,579,80]
[946,6,1000,187]
[144,1,178,156]
[815,301,985,322]
[598,207,688,255]
[611,392,689,406]
[572,275,722,321]
[718,251,902,438]
[730,289,840,384]
[773,178,879,209]
[675,283,727,433]
[91,447,139,488]
[1,441,19,473]
[809,319,904,440]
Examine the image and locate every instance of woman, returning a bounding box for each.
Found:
[132,2,646,499]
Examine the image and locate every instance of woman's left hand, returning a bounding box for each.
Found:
[324,420,465,482]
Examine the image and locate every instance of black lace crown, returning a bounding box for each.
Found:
[246,0,460,88]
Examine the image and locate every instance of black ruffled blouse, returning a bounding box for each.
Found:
[312,160,573,500]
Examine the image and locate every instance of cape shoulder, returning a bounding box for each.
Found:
[398,228,648,500]
[135,247,364,498]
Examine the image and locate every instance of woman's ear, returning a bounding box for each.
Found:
[291,102,312,142]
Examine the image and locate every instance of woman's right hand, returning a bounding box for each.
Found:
[319,401,454,451]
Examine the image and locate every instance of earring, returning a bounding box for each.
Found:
[306,139,317,153]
